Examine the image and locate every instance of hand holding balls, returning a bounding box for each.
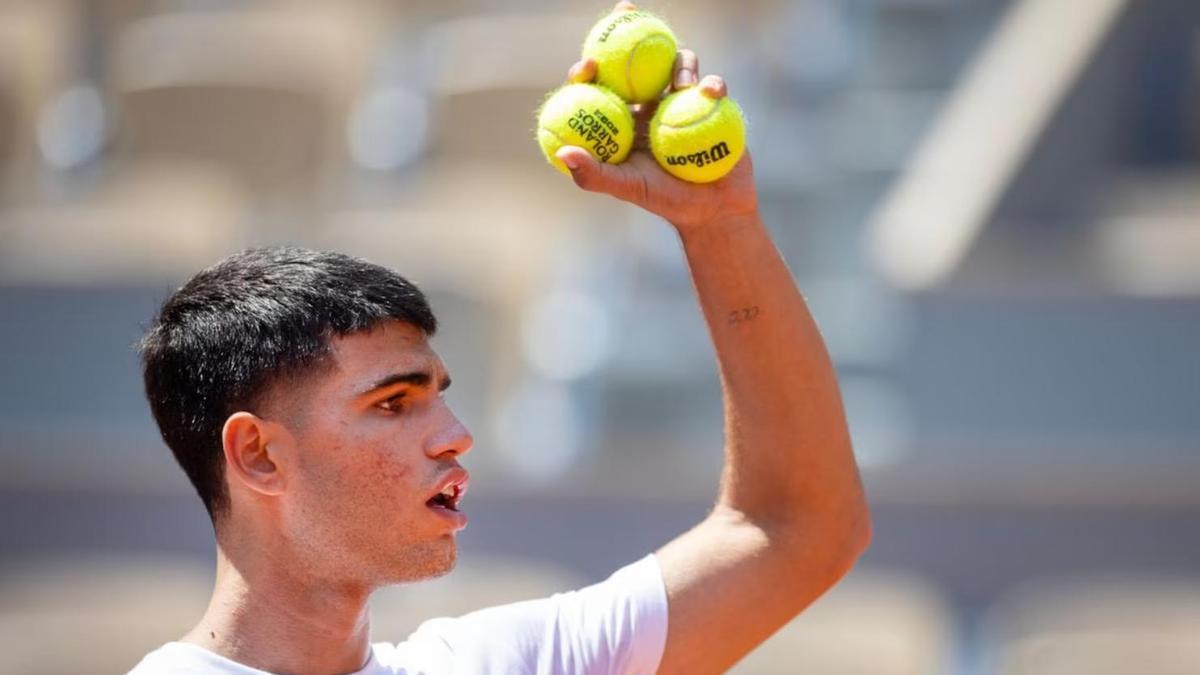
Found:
[535,2,747,185]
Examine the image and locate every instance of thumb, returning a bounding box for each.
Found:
[555,146,647,205]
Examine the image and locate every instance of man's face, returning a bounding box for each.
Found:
[266,319,473,586]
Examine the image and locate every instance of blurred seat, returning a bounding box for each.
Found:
[0,554,212,674]
[0,160,248,284]
[370,553,585,641]
[418,12,599,164]
[731,567,956,675]
[0,0,79,199]
[1093,169,1200,295]
[0,3,380,283]
[988,575,1200,675]
[321,163,579,299]
[107,2,385,206]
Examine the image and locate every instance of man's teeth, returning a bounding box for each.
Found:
[440,485,456,498]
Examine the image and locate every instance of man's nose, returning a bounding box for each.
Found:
[427,408,474,459]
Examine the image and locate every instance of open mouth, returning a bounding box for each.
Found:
[426,482,464,512]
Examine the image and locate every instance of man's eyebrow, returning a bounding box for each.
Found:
[357,371,452,397]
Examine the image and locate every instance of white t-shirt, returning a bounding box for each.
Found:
[128,554,667,675]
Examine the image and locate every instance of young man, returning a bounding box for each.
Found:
[129,14,871,675]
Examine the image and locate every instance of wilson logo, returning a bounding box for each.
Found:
[664,141,732,168]
[597,12,648,42]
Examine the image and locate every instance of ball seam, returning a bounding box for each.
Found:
[539,125,570,149]
[624,33,674,102]
[658,96,726,130]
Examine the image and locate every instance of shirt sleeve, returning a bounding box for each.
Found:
[395,554,668,675]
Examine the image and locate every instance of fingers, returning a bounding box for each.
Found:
[672,49,698,90]
[631,99,659,123]
[614,1,637,11]
[698,74,727,99]
[555,146,647,206]
[571,48,722,101]
[567,58,597,84]
[567,45,724,110]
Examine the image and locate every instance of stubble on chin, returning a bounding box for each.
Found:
[376,536,458,586]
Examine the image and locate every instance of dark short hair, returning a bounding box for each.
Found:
[138,246,437,521]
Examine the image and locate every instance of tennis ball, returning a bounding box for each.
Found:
[536,83,635,175]
[649,86,746,183]
[582,9,677,104]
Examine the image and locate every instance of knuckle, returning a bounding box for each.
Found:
[630,173,650,205]
[571,170,592,190]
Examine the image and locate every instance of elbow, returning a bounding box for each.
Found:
[831,477,874,565]
[776,496,873,584]
[718,482,874,582]
[842,488,874,560]
[847,496,873,559]
[819,498,872,583]
[816,506,872,597]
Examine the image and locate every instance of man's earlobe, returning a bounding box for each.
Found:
[222,412,286,497]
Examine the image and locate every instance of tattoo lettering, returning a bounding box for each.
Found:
[727,306,760,325]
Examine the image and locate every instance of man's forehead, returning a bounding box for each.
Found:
[329,322,446,390]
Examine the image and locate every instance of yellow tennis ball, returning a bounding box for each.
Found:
[536,83,635,175]
[649,87,746,183]
[582,8,677,104]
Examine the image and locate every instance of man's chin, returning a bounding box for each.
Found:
[424,541,457,579]
[384,538,457,584]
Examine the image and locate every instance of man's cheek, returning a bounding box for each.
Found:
[296,441,364,506]
[373,453,415,488]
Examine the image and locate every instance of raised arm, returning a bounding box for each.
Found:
[556,16,871,674]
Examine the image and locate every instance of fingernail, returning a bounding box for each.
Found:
[560,154,579,171]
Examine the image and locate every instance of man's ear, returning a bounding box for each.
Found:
[222,411,287,497]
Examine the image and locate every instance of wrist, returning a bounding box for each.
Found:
[672,207,763,242]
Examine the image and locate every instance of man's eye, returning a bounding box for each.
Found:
[378,393,406,413]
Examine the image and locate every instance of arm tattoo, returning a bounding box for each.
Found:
[727,305,761,326]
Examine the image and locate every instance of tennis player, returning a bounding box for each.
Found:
[129,15,871,675]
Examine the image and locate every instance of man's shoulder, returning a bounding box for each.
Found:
[126,642,266,675]
[129,641,444,675]
[386,554,667,673]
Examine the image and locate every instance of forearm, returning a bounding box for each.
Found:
[675,211,869,545]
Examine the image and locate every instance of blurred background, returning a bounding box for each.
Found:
[0,0,1198,672]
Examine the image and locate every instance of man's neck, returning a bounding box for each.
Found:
[183,544,373,674]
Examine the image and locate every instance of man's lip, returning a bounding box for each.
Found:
[426,467,470,502]
[427,503,468,531]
